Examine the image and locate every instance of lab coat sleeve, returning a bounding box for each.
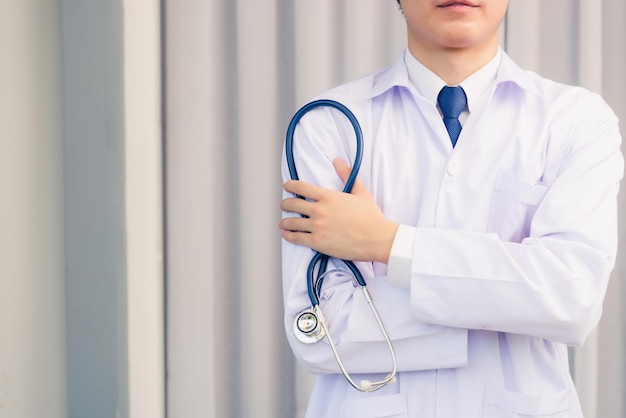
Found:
[282,104,468,375]
[406,93,624,347]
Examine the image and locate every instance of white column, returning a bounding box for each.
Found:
[165,1,228,417]
[506,0,578,84]
[236,0,284,416]
[295,0,343,104]
[505,0,542,71]
[576,0,603,93]
[0,1,66,418]
[569,3,604,417]
[123,1,165,417]
[342,0,406,81]
[595,2,626,416]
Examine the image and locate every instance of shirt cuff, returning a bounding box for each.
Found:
[387,224,416,288]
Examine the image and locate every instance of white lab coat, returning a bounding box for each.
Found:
[281,50,624,418]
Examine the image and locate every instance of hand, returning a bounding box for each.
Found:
[279,158,398,264]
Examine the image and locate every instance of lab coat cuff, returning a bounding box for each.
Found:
[387,224,416,288]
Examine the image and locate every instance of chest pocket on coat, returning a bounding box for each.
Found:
[487,171,549,243]
[483,385,573,418]
[339,392,408,418]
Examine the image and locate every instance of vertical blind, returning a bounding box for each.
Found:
[164,1,626,417]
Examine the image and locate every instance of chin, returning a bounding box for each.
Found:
[439,36,479,50]
[437,28,494,50]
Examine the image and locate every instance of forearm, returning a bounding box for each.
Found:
[396,226,615,346]
[282,237,468,375]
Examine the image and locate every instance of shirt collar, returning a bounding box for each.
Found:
[405,48,501,112]
[367,48,542,101]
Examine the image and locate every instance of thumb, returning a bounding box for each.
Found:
[332,157,352,183]
[332,157,369,196]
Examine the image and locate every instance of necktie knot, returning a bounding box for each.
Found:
[438,86,467,119]
[437,86,467,146]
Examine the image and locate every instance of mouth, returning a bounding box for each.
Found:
[438,1,478,7]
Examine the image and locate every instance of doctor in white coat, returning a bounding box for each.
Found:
[279,0,624,417]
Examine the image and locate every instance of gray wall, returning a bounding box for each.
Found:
[61,0,128,417]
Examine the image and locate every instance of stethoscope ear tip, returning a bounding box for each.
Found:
[360,375,397,392]
[360,380,373,391]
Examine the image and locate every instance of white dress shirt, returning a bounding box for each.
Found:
[281,48,623,418]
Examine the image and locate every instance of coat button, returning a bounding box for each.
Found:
[447,160,460,176]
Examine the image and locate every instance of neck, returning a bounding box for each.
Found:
[408,41,499,85]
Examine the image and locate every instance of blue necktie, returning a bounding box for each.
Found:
[437,86,467,147]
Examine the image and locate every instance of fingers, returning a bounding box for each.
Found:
[283,180,324,201]
[280,196,313,218]
[281,158,370,221]
[279,216,311,233]
[285,158,362,200]
[281,228,315,249]
[279,163,395,262]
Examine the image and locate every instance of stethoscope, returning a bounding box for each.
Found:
[285,99,397,392]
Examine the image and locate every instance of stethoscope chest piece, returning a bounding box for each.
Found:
[294,308,326,344]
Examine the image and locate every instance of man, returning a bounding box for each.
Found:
[279,1,624,416]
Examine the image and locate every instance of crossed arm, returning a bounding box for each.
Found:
[279,158,399,264]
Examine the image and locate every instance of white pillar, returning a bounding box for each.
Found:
[123,1,165,417]
[164,2,227,416]
[236,0,283,416]
[0,1,66,418]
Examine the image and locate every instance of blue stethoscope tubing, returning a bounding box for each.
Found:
[285,99,397,392]
[285,99,366,307]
